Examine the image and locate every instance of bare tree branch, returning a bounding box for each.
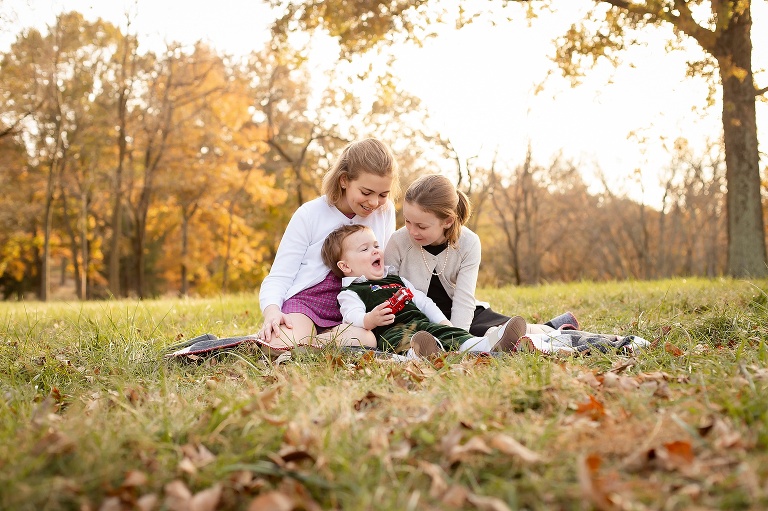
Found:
[0,109,37,138]
[601,0,718,53]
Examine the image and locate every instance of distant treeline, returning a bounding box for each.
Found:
[0,12,731,300]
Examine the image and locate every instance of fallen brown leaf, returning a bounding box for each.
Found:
[441,427,463,457]
[638,371,670,382]
[278,447,315,464]
[389,439,412,460]
[368,426,390,456]
[248,491,294,511]
[136,494,158,511]
[473,355,492,366]
[178,457,197,475]
[418,461,448,498]
[180,443,216,467]
[122,470,148,488]
[489,434,543,464]
[98,497,122,511]
[653,381,671,398]
[449,436,492,463]
[354,390,382,411]
[33,429,74,456]
[257,384,283,412]
[576,395,606,421]
[261,412,288,426]
[665,343,684,356]
[404,365,427,382]
[576,371,601,389]
[466,492,512,511]
[664,440,694,464]
[325,353,346,369]
[577,454,617,511]
[442,485,469,507]
[189,484,221,511]
[601,372,620,388]
[164,480,192,511]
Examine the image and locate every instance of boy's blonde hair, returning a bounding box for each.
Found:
[322,138,400,204]
[405,174,472,247]
[321,224,372,278]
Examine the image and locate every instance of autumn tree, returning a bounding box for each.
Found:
[0,12,123,300]
[270,0,767,277]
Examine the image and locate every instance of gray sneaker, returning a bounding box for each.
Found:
[492,316,527,352]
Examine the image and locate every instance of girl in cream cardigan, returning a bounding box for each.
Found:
[383,174,577,339]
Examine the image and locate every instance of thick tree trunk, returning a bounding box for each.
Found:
[718,6,766,277]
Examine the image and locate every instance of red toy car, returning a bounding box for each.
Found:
[386,287,414,313]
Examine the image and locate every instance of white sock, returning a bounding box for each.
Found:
[404,348,420,359]
[460,336,493,352]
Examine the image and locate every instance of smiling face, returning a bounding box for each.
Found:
[336,228,385,280]
[336,172,392,218]
[403,201,454,247]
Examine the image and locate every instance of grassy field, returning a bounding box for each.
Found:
[1,278,767,510]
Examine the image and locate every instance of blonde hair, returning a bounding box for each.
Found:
[404,174,471,246]
[321,224,371,278]
[322,138,400,204]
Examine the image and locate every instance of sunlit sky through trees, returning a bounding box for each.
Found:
[2,0,767,206]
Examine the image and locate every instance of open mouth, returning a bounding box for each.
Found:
[372,257,382,268]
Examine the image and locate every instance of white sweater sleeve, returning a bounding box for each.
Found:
[258,204,312,311]
[338,289,368,328]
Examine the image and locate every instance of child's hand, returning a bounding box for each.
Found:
[364,302,396,330]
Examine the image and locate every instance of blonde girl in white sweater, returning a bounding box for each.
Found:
[255,139,399,350]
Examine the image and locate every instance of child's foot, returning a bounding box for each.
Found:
[411,331,441,358]
[493,316,527,352]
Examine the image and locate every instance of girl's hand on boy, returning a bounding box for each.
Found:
[364,303,395,330]
[258,305,292,343]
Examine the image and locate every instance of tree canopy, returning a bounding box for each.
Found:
[271,0,767,277]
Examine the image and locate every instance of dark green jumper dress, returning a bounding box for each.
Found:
[343,275,474,352]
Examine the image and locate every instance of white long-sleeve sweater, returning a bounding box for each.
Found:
[259,196,396,312]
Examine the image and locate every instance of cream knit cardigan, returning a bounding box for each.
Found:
[383,226,483,331]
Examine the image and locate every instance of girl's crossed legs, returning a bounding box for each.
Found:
[260,312,376,350]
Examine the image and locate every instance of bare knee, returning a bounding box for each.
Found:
[330,325,376,348]
[355,329,377,348]
[527,324,556,334]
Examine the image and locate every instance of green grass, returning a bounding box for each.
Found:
[1,278,767,510]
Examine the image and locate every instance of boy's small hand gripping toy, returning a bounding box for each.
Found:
[386,287,414,313]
